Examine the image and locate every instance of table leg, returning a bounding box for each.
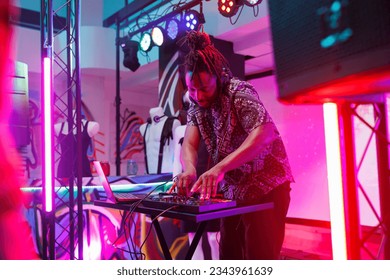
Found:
[151,216,172,260]
[185,221,207,260]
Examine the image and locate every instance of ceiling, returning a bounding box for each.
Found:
[217,15,274,75]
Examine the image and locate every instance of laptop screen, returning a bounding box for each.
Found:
[93,160,116,202]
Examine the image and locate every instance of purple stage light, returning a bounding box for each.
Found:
[183,10,205,31]
[166,18,179,40]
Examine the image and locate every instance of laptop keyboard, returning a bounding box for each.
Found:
[114,193,140,199]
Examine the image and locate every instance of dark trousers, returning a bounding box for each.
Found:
[219,182,291,260]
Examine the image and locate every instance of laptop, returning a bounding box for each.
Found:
[93,161,144,203]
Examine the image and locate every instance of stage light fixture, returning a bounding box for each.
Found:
[243,0,262,7]
[218,0,243,17]
[121,38,140,72]
[139,32,152,52]
[183,10,205,31]
[151,26,164,47]
[166,18,180,40]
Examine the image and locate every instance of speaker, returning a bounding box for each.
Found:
[268,0,390,103]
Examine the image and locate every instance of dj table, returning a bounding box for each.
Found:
[94,199,273,260]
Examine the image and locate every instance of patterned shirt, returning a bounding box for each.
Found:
[187,77,294,202]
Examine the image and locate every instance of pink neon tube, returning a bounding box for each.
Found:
[323,103,347,260]
[43,57,53,212]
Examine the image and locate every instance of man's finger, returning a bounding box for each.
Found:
[167,181,177,194]
[190,180,201,194]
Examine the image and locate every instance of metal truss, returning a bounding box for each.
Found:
[338,96,390,259]
[41,0,84,260]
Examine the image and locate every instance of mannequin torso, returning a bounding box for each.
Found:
[55,113,100,178]
[55,118,99,138]
[140,107,180,174]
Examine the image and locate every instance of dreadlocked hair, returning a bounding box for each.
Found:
[181,30,231,86]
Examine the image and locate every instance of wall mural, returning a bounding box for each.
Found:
[119,108,145,162]
[24,98,40,178]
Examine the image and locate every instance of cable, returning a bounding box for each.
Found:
[112,210,144,259]
[252,4,259,17]
[229,4,244,25]
[138,205,179,259]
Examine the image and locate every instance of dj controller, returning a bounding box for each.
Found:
[141,193,237,214]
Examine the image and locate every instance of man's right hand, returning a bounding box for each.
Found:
[168,169,197,197]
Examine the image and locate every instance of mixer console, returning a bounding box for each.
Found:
[141,193,236,213]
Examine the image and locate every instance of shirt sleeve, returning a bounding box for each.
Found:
[186,102,198,126]
[232,83,273,134]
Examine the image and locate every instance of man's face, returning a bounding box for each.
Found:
[185,71,218,108]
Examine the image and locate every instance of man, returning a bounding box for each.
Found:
[170,30,294,260]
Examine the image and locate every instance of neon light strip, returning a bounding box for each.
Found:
[386,94,390,140]
[323,103,347,259]
[43,57,53,212]
[21,181,173,192]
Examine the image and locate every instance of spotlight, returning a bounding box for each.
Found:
[121,38,140,72]
[218,0,243,17]
[151,26,164,47]
[139,32,152,52]
[183,10,205,31]
[243,0,262,6]
[166,18,180,40]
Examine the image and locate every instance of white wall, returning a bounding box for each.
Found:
[249,76,331,221]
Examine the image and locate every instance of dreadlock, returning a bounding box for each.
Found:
[180,30,232,87]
